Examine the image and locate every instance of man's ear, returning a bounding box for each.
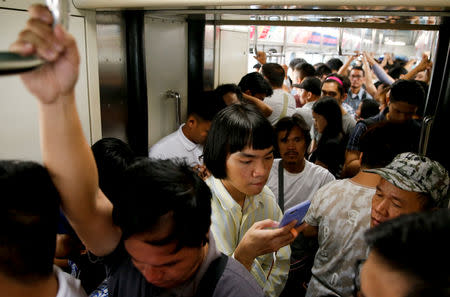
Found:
[186,115,197,128]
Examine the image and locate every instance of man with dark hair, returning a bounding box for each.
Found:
[10,6,264,297]
[325,58,343,73]
[203,103,296,297]
[266,114,335,297]
[314,63,332,81]
[92,137,136,204]
[149,90,226,166]
[344,66,373,112]
[361,209,450,297]
[288,58,307,87]
[261,63,296,125]
[343,79,424,177]
[267,114,334,210]
[0,160,87,297]
[214,83,243,106]
[237,72,274,117]
[294,62,316,85]
[294,77,322,129]
[238,72,273,100]
[298,121,426,297]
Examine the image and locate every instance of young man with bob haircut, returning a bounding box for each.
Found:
[9,5,264,297]
[203,103,299,297]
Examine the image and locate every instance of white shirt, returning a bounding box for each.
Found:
[149,124,203,166]
[55,265,87,297]
[267,159,335,210]
[265,89,297,125]
[295,101,315,130]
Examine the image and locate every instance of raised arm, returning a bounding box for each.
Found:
[403,53,433,81]
[242,93,273,117]
[338,53,357,76]
[364,52,395,85]
[361,53,377,98]
[10,5,121,256]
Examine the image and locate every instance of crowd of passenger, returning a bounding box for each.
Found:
[2,5,450,297]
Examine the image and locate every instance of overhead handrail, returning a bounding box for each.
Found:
[0,0,69,75]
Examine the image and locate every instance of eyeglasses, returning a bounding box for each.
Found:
[350,75,363,79]
[353,258,366,297]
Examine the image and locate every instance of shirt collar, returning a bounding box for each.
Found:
[178,124,201,152]
[207,176,265,212]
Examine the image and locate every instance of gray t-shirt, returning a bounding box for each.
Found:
[304,179,374,297]
[105,233,264,297]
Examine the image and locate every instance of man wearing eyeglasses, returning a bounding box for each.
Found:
[344,66,373,112]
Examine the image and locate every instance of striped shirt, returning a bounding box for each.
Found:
[205,176,290,297]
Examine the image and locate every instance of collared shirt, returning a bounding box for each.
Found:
[149,124,203,166]
[344,87,373,112]
[205,176,290,297]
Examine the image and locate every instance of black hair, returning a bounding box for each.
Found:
[274,114,312,157]
[188,91,227,122]
[253,63,261,70]
[91,138,136,204]
[294,62,316,80]
[312,96,343,141]
[261,63,286,88]
[214,83,243,102]
[359,99,380,119]
[388,65,408,80]
[112,158,212,249]
[238,72,273,97]
[323,73,350,97]
[289,58,307,70]
[315,63,332,78]
[326,58,343,72]
[389,79,425,107]
[203,103,274,179]
[350,66,365,77]
[0,161,60,282]
[359,121,420,169]
[364,209,450,297]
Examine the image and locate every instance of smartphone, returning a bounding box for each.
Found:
[279,200,311,228]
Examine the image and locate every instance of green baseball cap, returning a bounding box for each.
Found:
[365,152,449,205]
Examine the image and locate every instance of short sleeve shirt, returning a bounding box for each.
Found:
[304,179,374,297]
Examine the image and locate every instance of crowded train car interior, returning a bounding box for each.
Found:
[0,0,448,170]
[1,1,450,296]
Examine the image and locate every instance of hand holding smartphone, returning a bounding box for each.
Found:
[279,200,311,228]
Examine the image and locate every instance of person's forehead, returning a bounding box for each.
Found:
[234,146,273,157]
[322,82,338,92]
[278,126,303,139]
[351,69,363,75]
[377,178,420,202]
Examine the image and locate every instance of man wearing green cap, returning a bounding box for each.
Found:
[366,152,449,227]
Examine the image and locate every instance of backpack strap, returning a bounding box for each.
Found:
[278,160,284,212]
[195,253,229,297]
[279,93,289,120]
